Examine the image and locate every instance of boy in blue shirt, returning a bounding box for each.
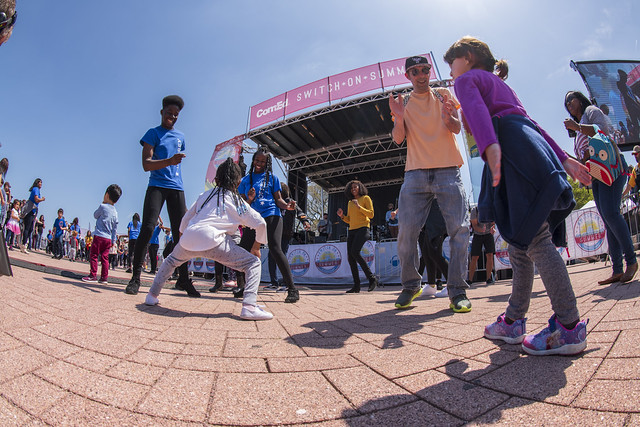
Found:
[82,185,121,284]
[52,209,67,260]
[125,95,199,298]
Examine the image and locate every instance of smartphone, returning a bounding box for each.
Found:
[568,129,577,138]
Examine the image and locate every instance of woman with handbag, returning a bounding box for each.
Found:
[564,91,637,284]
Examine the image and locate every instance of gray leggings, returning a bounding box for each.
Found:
[148,235,262,306]
[505,222,579,326]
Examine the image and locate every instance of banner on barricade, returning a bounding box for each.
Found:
[492,206,608,270]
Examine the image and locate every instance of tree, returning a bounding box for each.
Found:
[569,177,593,210]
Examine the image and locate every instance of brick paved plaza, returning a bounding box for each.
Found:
[1,251,639,425]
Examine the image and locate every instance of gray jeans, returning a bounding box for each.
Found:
[505,222,579,325]
[397,168,470,298]
[149,235,262,306]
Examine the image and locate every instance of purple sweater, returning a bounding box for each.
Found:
[454,69,568,163]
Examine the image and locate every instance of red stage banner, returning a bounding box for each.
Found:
[205,135,244,190]
[249,53,434,130]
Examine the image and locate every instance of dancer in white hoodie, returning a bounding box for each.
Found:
[144,158,271,320]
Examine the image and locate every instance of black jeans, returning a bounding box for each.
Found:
[53,235,63,258]
[347,226,373,286]
[240,215,295,289]
[132,186,187,280]
[22,211,36,246]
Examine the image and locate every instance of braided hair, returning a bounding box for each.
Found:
[248,147,273,201]
[199,158,246,215]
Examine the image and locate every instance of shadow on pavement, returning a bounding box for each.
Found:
[288,308,455,350]
[342,352,575,425]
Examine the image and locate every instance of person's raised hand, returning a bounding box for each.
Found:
[389,93,405,120]
[440,93,457,120]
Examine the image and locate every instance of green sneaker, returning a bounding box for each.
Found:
[394,287,423,309]
[450,293,472,313]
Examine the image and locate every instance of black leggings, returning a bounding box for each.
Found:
[148,243,159,272]
[240,215,295,289]
[347,226,373,285]
[22,211,36,246]
[132,186,187,280]
[127,238,137,267]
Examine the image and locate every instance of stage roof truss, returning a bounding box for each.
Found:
[246,82,450,193]
[306,154,406,180]
[285,135,402,171]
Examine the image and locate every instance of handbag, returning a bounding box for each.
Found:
[19,199,36,219]
[586,125,625,186]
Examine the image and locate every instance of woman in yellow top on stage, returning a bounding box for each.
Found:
[337,180,378,293]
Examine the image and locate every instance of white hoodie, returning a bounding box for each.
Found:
[178,188,267,252]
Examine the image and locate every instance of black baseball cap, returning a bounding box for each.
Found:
[405,56,430,72]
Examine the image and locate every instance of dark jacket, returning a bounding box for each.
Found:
[478,115,575,250]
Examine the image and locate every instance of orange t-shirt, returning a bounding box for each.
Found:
[403,88,464,171]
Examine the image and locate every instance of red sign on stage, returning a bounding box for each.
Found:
[205,135,244,190]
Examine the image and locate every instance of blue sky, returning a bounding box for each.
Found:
[0,0,638,235]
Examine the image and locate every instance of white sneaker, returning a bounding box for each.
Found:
[421,284,437,296]
[144,293,159,306]
[435,287,449,298]
[240,305,273,320]
[276,285,288,292]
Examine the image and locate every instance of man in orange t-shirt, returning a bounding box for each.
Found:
[389,55,471,313]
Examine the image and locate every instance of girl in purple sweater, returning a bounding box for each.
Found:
[444,37,591,356]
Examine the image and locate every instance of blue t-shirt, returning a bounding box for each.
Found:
[140,125,185,190]
[53,217,66,238]
[150,225,161,245]
[29,187,41,214]
[94,203,119,243]
[128,221,141,240]
[238,172,282,218]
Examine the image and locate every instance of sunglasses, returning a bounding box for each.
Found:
[0,11,16,31]
[409,67,431,77]
[565,97,576,106]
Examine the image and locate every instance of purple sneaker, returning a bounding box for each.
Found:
[522,314,588,356]
[484,313,526,344]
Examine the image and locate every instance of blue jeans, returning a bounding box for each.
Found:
[592,176,637,274]
[397,168,470,298]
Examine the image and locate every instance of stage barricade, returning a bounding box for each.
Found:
[186,205,612,284]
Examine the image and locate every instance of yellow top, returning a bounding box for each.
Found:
[341,195,374,230]
[629,166,638,189]
[403,88,464,170]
